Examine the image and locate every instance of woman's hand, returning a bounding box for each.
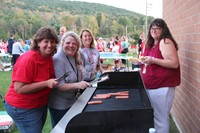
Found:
[46,79,58,88]
[77,81,91,90]
[142,56,155,65]
[128,57,141,65]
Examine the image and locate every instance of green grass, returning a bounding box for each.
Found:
[0,71,52,133]
[102,52,137,68]
[0,71,19,133]
[0,70,180,133]
[0,71,12,110]
[170,115,180,133]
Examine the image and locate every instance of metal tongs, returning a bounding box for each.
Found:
[56,71,71,83]
[90,74,109,85]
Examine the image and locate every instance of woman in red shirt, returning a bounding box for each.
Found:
[141,19,180,133]
[4,27,59,133]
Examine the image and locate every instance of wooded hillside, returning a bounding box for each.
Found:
[0,0,154,41]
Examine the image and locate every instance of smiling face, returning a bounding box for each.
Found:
[81,31,93,48]
[38,39,57,58]
[150,26,163,41]
[62,36,78,57]
[32,27,59,55]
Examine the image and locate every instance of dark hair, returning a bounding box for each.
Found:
[32,27,59,51]
[146,18,178,50]
[114,40,118,45]
[115,35,119,40]
[10,33,14,38]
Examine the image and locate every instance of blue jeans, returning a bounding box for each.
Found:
[49,107,69,128]
[4,100,47,133]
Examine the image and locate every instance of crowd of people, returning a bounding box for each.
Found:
[0,28,131,71]
[95,35,131,71]
[2,18,181,133]
[0,35,33,70]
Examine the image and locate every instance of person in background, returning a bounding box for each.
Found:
[141,18,180,133]
[115,35,122,54]
[138,32,145,57]
[57,26,67,51]
[121,36,129,70]
[58,26,67,42]
[112,40,120,71]
[4,27,59,133]
[48,31,90,128]
[107,37,114,52]
[0,40,8,53]
[7,33,14,54]
[79,29,104,82]
[96,37,105,63]
[7,33,14,65]
[0,40,8,63]
[97,37,105,52]
[24,39,31,52]
[12,38,25,66]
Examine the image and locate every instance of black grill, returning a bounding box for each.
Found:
[51,71,154,133]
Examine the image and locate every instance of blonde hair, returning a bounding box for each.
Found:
[61,31,83,68]
[79,29,95,48]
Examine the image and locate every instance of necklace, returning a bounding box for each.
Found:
[66,56,78,82]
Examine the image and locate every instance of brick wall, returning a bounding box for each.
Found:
[163,0,200,133]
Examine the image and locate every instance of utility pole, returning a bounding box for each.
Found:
[125,25,127,38]
[145,0,148,37]
[145,0,152,37]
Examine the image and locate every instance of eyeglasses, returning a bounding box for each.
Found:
[150,27,162,31]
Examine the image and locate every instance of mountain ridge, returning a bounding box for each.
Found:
[0,0,153,40]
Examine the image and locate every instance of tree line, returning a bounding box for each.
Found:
[0,0,154,44]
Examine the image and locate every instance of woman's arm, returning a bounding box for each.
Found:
[155,38,179,68]
[144,38,179,69]
[14,79,58,94]
[57,81,90,91]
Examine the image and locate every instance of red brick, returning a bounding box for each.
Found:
[163,1,200,132]
[163,0,200,133]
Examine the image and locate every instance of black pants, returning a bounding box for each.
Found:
[12,54,20,66]
[8,52,14,66]
[121,48,128,65]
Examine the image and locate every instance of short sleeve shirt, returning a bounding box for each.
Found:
[5,50,55,108]
[80,48,100,81]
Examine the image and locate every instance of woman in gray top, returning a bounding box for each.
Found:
[12,38,25,66]
[79,29,104,82]
[48,31,90,128]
